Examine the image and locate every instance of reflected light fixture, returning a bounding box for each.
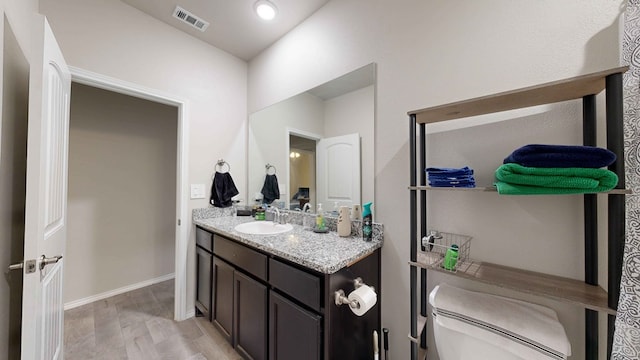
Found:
[290,151,301,158]
[254,0,278,21]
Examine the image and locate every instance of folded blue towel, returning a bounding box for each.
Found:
[429,175,476,185]
[429,181,476,188]
[426,166,474,177]
[503,144,616,168]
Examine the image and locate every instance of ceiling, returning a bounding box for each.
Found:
[120,0,330,60]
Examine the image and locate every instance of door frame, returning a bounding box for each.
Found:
[68,66,190,321]
[285,127,321,208]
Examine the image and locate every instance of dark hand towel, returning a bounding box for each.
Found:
[503,144,616,168]
[261,174,280,204]
[210,171,239,208]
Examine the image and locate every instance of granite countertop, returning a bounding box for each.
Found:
[194,215,383,274]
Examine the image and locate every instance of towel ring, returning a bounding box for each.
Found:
[266,164,277,175]
[216,159,230,173]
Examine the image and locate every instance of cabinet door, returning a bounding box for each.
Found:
[212,257,234,343]
[269,292,322,360]
[195,246,213,320]
[234,271,268,360]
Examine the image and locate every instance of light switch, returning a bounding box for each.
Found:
[190,184,206,199]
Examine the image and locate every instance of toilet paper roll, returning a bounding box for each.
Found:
[348,285,377,316]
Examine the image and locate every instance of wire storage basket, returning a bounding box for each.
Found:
[418,230,472,272]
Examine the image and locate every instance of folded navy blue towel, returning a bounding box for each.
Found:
[503,144,616,168]
[428,175,475,183]
[426,166,474,177]
[429,180,476,188]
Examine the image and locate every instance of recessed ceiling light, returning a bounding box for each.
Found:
[254,0,278,21]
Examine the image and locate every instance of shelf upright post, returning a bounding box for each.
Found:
[605,72,625,358]
[409,114,418,360]
[582,94,598,360]
[419,123,428,349]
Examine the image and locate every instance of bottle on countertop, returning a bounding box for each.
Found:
[351,204,362,221]
[337,206,351,237]
[255,206,265,221]
[332,201,340,216]
[316,203,325,231]
[362,202,373,241]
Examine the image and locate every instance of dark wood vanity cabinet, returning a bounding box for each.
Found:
[269,291,322,360]
[212,257,234,343]
[212,256,268,360]
[195,228,213,320]
[195,226,381,360]
[234,271,268,360]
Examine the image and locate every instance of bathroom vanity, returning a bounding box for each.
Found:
[193,214,382,360]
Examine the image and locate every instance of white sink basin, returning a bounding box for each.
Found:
[234,221,293,235]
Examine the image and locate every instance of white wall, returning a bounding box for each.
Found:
[324,85,375,206]
[39,0,248,312]
[0,5,30,357]
[248,1,624,359]
[66,83,177,304]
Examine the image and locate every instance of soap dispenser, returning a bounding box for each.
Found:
[315,203,325,231]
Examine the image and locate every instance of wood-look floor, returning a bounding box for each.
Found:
[64,280,242,360]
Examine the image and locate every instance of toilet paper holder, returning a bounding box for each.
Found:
[334,277,374,309]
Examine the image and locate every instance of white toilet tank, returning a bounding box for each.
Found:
[428,284,571,360]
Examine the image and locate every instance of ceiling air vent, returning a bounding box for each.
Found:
[172,5,209,32]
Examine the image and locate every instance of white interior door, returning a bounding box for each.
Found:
[316,133,361,209]
[21,15,70,360]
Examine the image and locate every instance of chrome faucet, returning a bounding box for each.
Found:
[301,203,312,213]
[268,205,281,223]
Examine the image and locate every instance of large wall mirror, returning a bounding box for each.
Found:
[248,63,376,213]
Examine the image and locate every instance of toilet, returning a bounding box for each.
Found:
[428,284,571,360]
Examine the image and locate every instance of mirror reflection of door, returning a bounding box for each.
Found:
[316,133,361,210]
[289,135,316,210]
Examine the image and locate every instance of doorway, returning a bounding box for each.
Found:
[64,83,178,313]
[0,14,30,359]
[68,67,189,321]
[288,133,318,211]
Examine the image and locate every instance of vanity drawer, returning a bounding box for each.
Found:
[269,258,321,312]
[195,227,213,252]
[214,235,267,281]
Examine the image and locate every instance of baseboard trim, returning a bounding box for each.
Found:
[185,309,195,319]
[63,273,175,311]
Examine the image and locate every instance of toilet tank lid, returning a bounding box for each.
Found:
[429,284,571,358]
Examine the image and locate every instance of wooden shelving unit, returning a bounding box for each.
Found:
[408,66,628,360]
[410,253,614,315]
[411,67,627,124]
[408,185,631,194]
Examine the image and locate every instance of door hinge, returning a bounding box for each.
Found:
[178,219,181,226]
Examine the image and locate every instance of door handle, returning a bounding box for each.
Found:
[8,262,23,271]
[39,255,63,270]
[7,259,37,274]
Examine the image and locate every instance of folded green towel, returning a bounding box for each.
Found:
[494,163,619,195]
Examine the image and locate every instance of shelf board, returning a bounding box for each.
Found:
[408,66,629,124]
[410,252,615,315]
[408,185,631,195]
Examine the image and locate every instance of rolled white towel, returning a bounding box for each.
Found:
[429,283,571,360]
